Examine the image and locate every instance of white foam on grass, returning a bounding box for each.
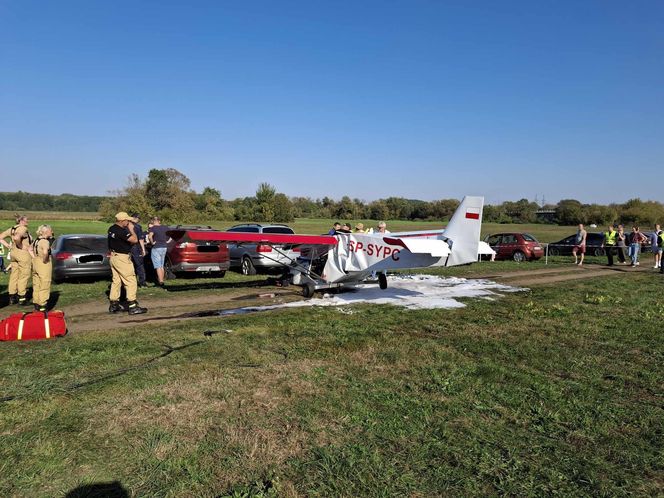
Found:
[230,275,524,314]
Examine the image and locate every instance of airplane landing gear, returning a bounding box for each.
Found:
[302,283,316,298]
[378,273,388,290]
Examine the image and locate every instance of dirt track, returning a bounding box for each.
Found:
[65,286,302,332]
[489,263,656,286]
[61,263,658,333]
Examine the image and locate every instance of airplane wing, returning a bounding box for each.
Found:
[185,231,338,246]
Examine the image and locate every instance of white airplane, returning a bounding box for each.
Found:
[187,196,484,297]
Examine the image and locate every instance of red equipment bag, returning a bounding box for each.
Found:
[0,311,67,341]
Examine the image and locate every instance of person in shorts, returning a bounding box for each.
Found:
[572,223,587,266]
[148,217,172,287]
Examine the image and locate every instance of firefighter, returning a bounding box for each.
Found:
[32,224,53,312]
[108,212,147,314]
[602,224,617,266]
[0,215,33,305]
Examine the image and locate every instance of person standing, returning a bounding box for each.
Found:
[0,243,6,273]
[130,213,147,287]
[651,224,662,269]
[328,222,341,235]
[148,216,172,287]
[628,226,646,267]
[660,229,664,274]
[572,223,587,266]
[0,215,33,305]
[108,212,147,314]
[377,221,390,234]
[616,224,628,264]
[602,225,617,266]
[31,225,53,312]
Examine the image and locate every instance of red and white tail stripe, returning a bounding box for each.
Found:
[465,208,481,220]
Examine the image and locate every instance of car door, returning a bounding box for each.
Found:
[226,226,260,266]
[485,235,502,259]
[501,234,518,258]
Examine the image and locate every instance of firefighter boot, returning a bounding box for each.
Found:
[127,300,147,315]
[8,294,18,305]
[18,295,30,306]
[109,300,124,313]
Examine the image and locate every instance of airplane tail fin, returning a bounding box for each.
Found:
[443,196,484,266]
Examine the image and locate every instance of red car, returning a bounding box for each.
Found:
[484,233,544,262]
[164,226,230,276]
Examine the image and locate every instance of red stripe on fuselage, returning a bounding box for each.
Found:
[465,212,480,220]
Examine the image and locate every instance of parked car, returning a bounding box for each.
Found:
[224,223,299,275]
[548,231,652,257]
[484,233,544,262]
[52,234,111,282]
[547,233,605,257]
[163,226,230,277]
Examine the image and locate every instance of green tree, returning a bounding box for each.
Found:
[555,199,583,225]
[369,200,389,221]
[272,193,294,222]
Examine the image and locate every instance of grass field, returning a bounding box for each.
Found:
[0,213,660,496]
[0,260,662,496]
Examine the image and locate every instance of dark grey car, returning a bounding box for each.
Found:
[225,224,298,275]
[52,234,111,282]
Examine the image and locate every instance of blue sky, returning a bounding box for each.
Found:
[1,1,662,205]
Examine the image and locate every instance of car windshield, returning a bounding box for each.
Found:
[262,227,294,234]
[522,233,538,242]
[61,238,107,252]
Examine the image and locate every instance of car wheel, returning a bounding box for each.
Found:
[302,282,315,298]
[513,250,526,263]
[241,256,257,276]
[548,247,559,256]
[164,258,176,280]
[378,273,388,290]
[593,247,604,257]
[219,271,226,278]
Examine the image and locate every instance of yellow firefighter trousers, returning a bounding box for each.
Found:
[32,258,52,306]
[110,252,137,302]
[8,248,32,297]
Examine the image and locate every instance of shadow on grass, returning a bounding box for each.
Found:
[161,279,274,293]
[47,291,61,310]
[65,481,128,498]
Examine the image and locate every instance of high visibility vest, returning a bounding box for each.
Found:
[658,231,664,247]
[604,230,617,246]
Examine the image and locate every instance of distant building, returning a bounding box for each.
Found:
[535,208,556,223]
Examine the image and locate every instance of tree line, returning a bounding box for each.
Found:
[5,169,664,226]
[0,191,105,212]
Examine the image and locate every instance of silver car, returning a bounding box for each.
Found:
[225,224,299,275]
[52,234,111,282]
